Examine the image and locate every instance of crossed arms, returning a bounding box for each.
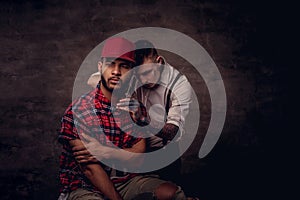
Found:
[69,137,146,200]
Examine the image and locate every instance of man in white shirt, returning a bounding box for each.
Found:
[132,40,192,182]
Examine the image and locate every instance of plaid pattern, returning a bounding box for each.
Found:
[58,84,144,194]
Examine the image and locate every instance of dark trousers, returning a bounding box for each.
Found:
[148,142,182,185]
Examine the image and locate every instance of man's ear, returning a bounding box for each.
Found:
[156,56,164,65]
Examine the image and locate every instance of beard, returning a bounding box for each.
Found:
[101,75,126,99]
[101,75,113,92]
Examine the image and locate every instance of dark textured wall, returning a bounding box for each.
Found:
[0,0,290,199]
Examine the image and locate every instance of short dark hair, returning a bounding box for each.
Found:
[134,40,158,66]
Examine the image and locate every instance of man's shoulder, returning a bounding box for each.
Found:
[65,89,97,114]
[161,63,190,88]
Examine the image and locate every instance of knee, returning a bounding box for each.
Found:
[154,182,181,200]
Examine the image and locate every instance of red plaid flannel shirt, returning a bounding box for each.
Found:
[58,84,145,194]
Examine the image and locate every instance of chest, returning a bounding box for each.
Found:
[141,86,168,109]
[84,108,135,148]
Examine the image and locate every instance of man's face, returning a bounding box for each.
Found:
[99,58,133,92]
[137,58,161,89]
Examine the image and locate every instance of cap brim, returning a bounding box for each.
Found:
[120,56,136,63]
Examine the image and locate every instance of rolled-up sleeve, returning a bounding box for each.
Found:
[166,75,192,130]
[58,105,79,144]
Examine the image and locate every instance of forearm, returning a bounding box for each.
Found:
[155,123,179,141]
[109,139,145,167]
[72,138,145,168]
[110,148,142,162]
[70,139,122,199]
[81,163,122,200]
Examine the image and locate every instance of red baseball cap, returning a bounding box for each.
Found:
[101,37,135,63]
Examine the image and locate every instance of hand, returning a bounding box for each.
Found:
[116,98,148,124]
[72,133,113,163]
[71,139,97,164]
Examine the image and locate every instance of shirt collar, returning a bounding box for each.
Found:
[157,62,170,87]
[95,82,114,115]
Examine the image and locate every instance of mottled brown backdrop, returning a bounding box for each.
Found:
[0,0,290,199]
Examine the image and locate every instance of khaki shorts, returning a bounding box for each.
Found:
[67,175,186,200]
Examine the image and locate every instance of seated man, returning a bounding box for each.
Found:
[132,40,193,183]
[57,37,187,200]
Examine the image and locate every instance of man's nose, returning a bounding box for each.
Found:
[112,65,121,75]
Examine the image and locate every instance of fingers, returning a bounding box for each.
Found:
[71,135,103,164]
[116,101,139,108]
[71,138,94,152]
[72,144,86,152]
[116,106,131,112]
[73,147,99,163]
[118,98,131,102]
[117,98,139,106]
[69,139,84,147]
[75,155,88,161]
[75,155,98,163]
[116,99,140,114]
[73,149,90,156]
[118,98,139,104]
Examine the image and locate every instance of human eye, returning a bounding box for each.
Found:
[121,64,131,69]
[104,62,113,67]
